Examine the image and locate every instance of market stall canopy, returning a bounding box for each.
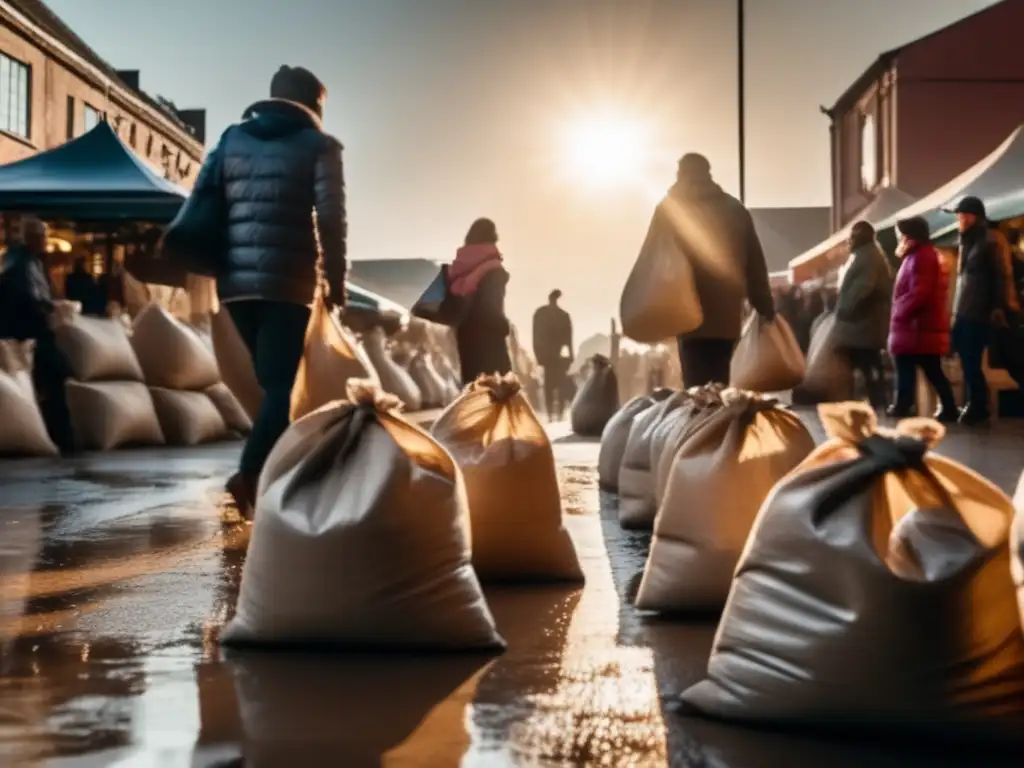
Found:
[346,282,409,316]
[0,121,188,222]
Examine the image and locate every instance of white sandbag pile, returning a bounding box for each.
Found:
[363,327,423,411]
[149,388,232,447]
[1013,473,1024,635]
[409,351,449,408]
[0,340,58,457]
[211,308,263,421]
[680,403,1024,744]
[206,382,253,436]
[431,373,583,583]
[635,390,814,611]
[54,312,165,452]
[222,381,503,650]
[730,314,805,393]
[652,386,726,508]
[597,389,674,492]
[570,355,619,437]
[618,390,691,530]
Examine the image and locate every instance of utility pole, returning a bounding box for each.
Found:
[737,0,746,204]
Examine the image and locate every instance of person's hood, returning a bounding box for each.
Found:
[238,98,323,140]
[667,174,725,201]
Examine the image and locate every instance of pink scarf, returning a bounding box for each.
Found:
[448,243,503,297]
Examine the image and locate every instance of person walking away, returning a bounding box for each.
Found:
[655,153,774,387]
[205,65,347,517]
[532,289,574,420]
[949,196,1008,425]
[886,216,957,421]
[64,258,101,316]
[449,218,512,385]
[0,218,76,453]
[831,221,892,408]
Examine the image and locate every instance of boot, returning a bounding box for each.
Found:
[226,473,257,521]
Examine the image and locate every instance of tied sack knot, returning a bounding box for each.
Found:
[472,372,522,403]
[857,433,929,471]
[345,379,404,413]
[591,354,611,369]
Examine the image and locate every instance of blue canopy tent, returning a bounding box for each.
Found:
[0,121,188,222]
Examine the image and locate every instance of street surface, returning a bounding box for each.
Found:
[1,411,1023,767]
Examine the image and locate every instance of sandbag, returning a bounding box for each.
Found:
[363,327,423,411]
[409,352,447,409]
[620,210,703,342]
[206,382,253,435]
[211,308,263,421]
[730,314,805,392]
[66,381,165,451]
[635,392,814,611]
[431,373,583,583]
[570,355,619,437]
[0,342,58,458]
[150,388,230,446]
[1013,473,1024,634]
[54,315,143,383]
[290,297,378,422]
[131,303,220,391]
[597,389,674,492]
[680,402,1024,743]
[652,386,726,507]
[221,381,503,650]
[802,312,853,402]
[618,391,690,530]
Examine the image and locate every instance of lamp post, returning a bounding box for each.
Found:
[738,0,746,204]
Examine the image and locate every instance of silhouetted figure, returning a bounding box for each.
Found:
[64,258,102,315]
[533,289,574,420]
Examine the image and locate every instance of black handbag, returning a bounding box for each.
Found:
[160,149,227,278]
[411,265,467,327]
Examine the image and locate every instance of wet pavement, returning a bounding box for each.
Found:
[1,411,1023,767]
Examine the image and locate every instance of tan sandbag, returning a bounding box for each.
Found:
[290,297,378,422]
[597,390,674,491]
[131,303,221,391]
[570,355,619,437]
[802,312,854,402]
[620,210,703,342]
[211,308,264,421]
[730,314,805,392]
[1013,473,1023,635]
[652,387,726,507]
[221,381,503,650]
[206,382,253,435]
[431,373,583,583]
[618,390,690,530]
[363,327,423,411]
[54,315,144,383]
[149,388,230,446]
[636,392,814,611]
[66,381,165,451]
[409,352,447,409]
[0,345,59,458]
[680,403,1024,743]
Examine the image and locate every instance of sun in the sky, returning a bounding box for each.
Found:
[556,108,663,196]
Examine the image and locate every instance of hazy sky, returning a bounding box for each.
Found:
[48,0,997,340]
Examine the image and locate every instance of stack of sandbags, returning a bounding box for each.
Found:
[55,313,165,452]
[363,327,423,411]
[618,390,691,529]
[221,381,504,650]
[433,353,463,401]
[1013,473,1023,635]
[432,373,583,583]
[131,304,234,447]
[570,355,619,437]
[211,309,263,422]
[597,389,674,491]
[651,385,726,508]
[409,351,448,408]
[0,340,59,457]
[635,390,814,611]
[680,403,1024,744]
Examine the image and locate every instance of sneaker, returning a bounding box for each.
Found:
[934,407,959,424]
[958,407,991,426]
[885,405,913,419]
[226,472,256,521]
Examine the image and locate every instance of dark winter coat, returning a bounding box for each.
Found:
[456,268,512,385]
[211,99,347,306]
[832,240,893,350]
[888,243,950,357]
[532,303,573,367]
[953,224,1006,323]
[0,245,54,341]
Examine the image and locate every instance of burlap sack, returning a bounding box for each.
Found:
[363,327,423,411]
[206,382,253,435]
[211,309,263,421]
[0,342,58,457]
[680,402,1024,743]
[730,314,805,392]
[221,381,503,650]
[1013,473,1024,635]
[54,315,144,383]
[409,352,447,409]
[653,387,726,507]
[618,390,690,530]
[620,210,703,342]
[636,392,814,611]
[431,374,583,583]
[290,297,378,422]
[802,312,854,402]
[130,303,220,391]
[66,381,165,451]
[597,389,674,492]
[150,388,230,446]
[570,355,619,437]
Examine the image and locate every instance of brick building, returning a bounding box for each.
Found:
[0,0,204,187]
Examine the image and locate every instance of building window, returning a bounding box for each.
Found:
[860,113,878,191]
[129,122,137,147]
[66,95,75,139]
[146,134,154,156]
[84,103,102,131]
[0,52,31,139]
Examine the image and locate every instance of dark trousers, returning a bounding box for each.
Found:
[542,360,571,418]
[677,337,735,388]
[892,354,957,415]
[952,318,990,415]
[33,332,75,452]
[227,300,311,478]
[844,347,887,407]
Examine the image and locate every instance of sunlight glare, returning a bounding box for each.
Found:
[560,111,652,190]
